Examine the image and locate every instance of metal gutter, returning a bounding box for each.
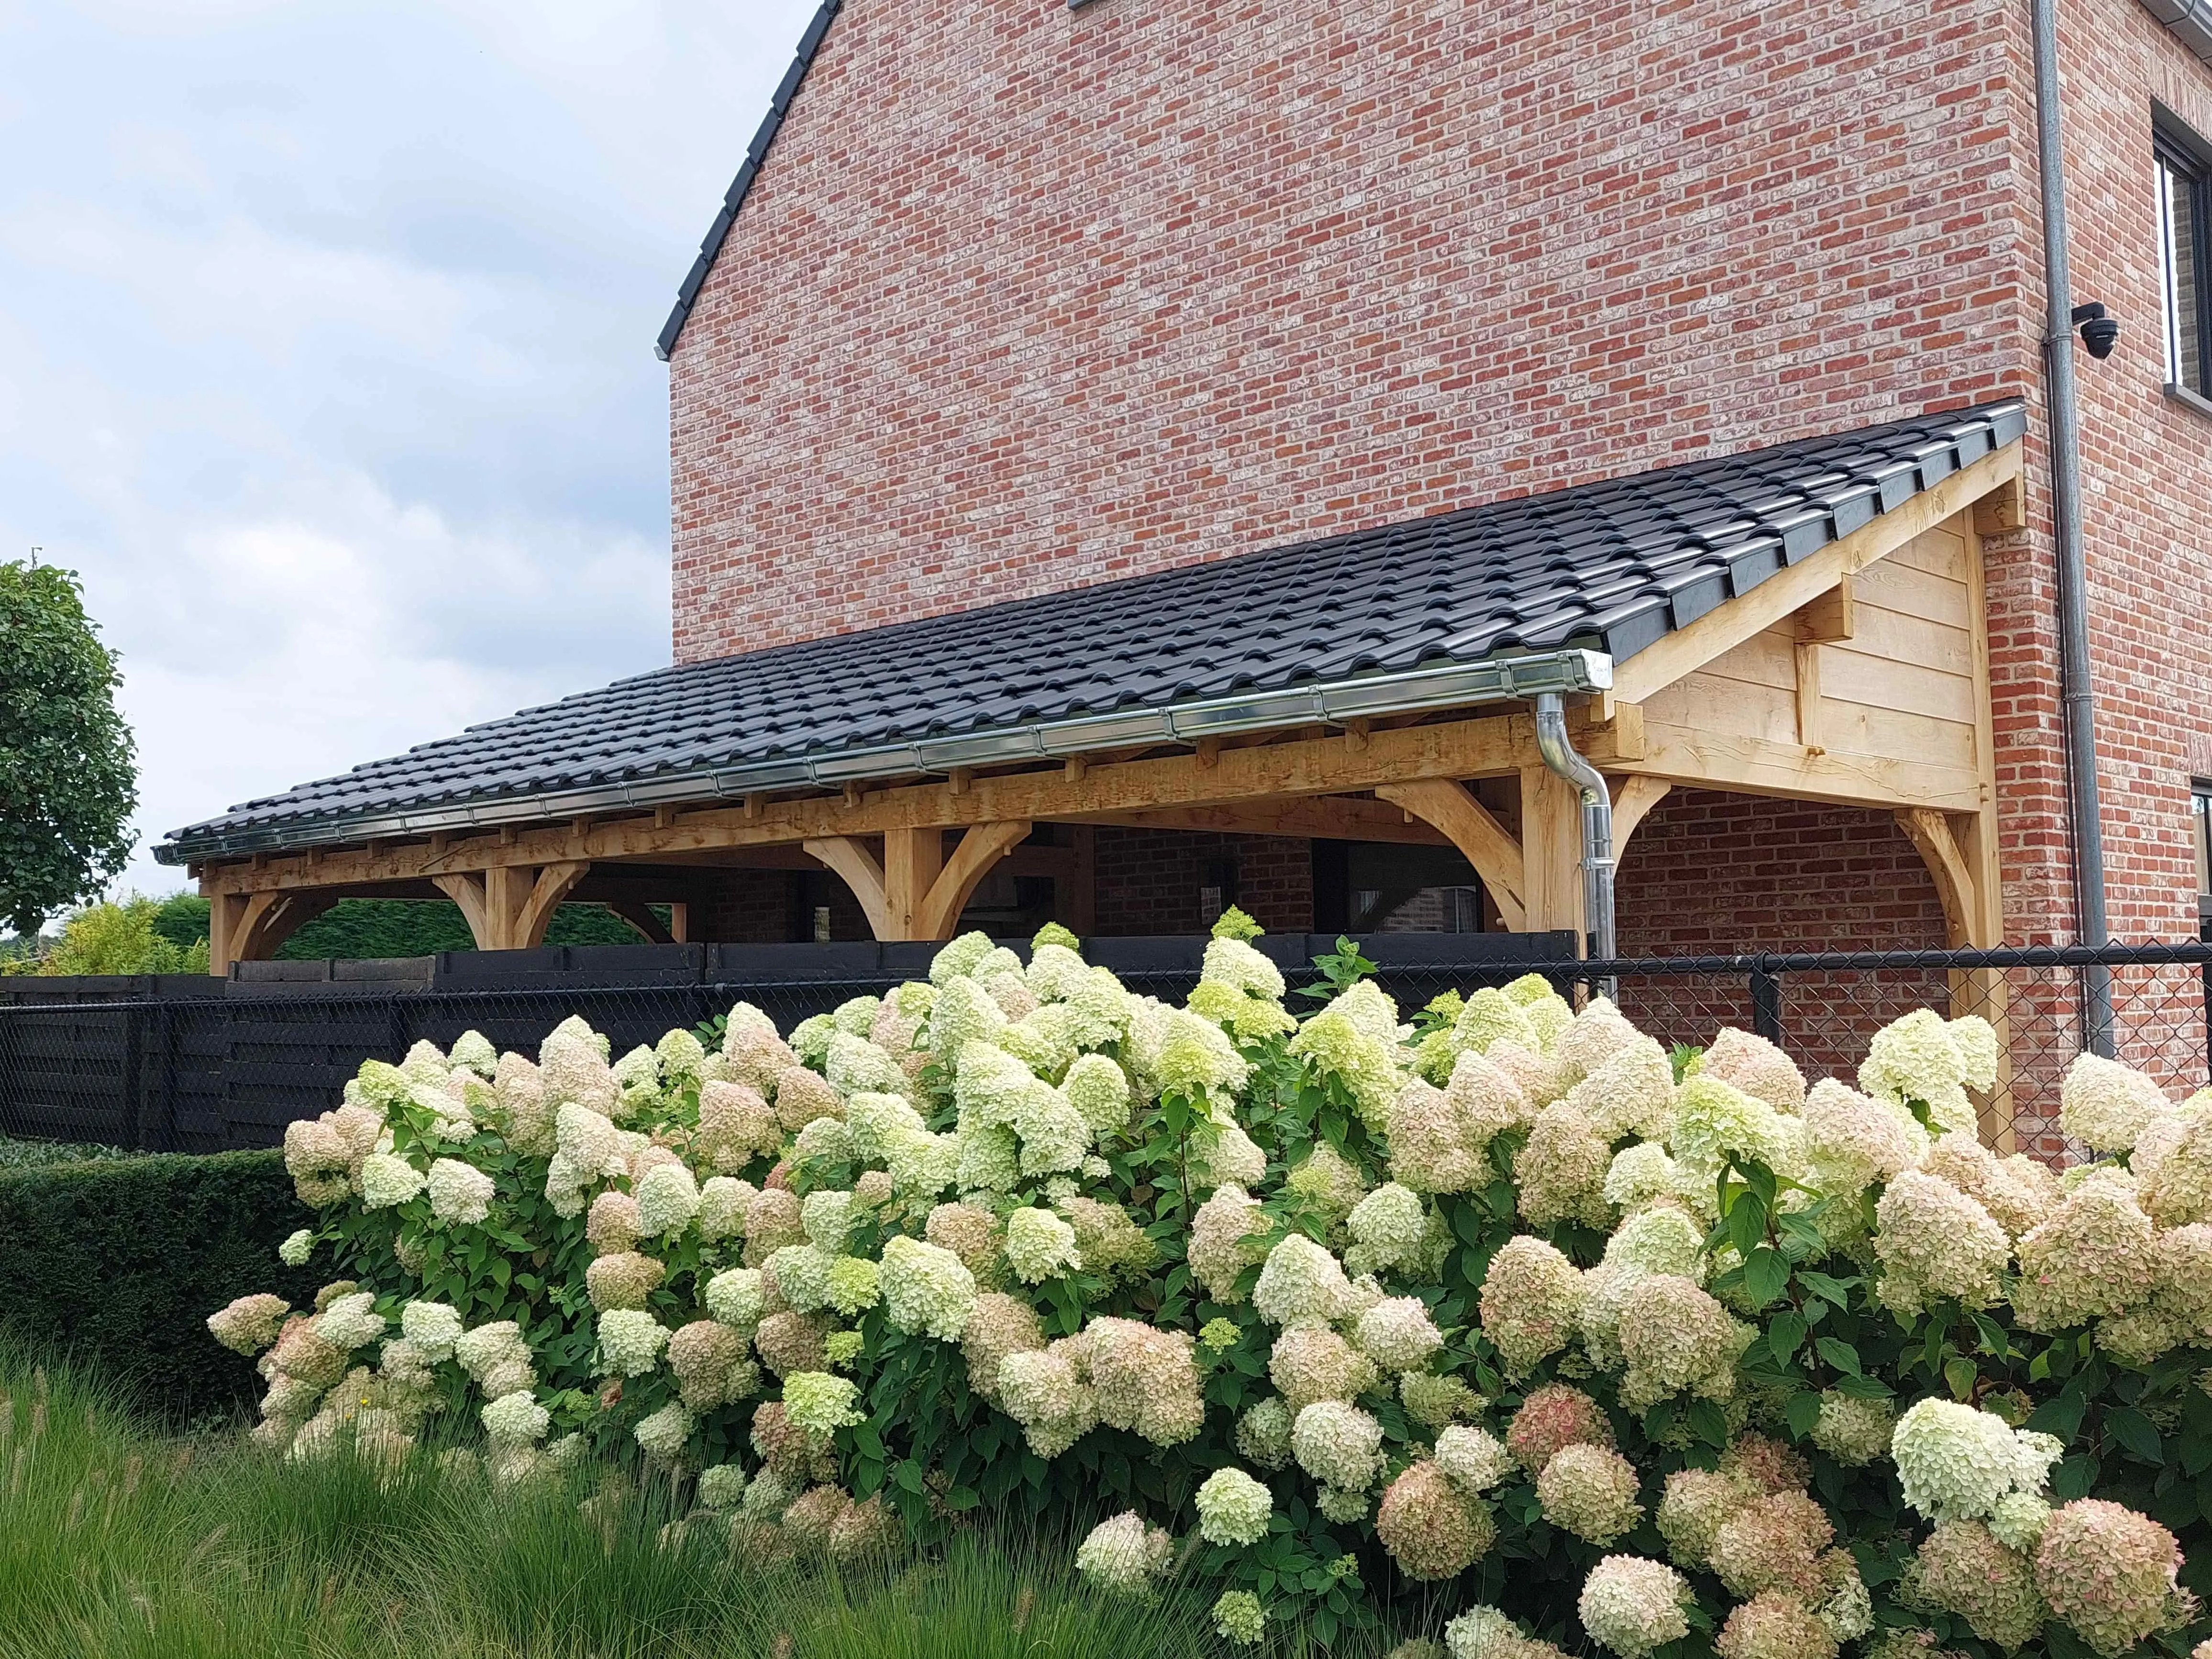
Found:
[2032,0,2117,1055]
[1533,690,1616,991]
[155,648,1614,864]
[2140,0,2212,65]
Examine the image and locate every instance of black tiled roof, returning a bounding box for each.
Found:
[158,399,2025,861]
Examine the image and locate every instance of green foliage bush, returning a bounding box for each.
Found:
[0,894,212,975]
[141,891,668,961]
[218,919,2212,1656]
[0,1150,312,1420]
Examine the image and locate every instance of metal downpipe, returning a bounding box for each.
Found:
[1534,691,1616,996]
[2031,0,2116,1055]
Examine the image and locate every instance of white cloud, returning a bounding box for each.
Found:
[0,0,819,903]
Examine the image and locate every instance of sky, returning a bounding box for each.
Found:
[0,0,820,904]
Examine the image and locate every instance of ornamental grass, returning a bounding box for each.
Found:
[193,913,2212,1654]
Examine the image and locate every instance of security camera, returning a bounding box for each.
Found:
[2072,302,2120,360]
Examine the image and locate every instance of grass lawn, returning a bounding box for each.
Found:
[0,1352,1394,1659]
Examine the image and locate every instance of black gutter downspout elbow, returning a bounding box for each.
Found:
[2031,0,2116,1055]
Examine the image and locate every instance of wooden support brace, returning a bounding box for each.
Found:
[608,900,675,946]
[432,861,590,951]
[1609,776,1672,856]
[1374,779,1528,930]
[807,825,1033,941]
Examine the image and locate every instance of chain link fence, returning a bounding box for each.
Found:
[0,940,2202,1159]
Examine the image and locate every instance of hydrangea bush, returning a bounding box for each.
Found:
[212,912,2212,1654]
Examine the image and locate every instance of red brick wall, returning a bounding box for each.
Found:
[1090,830,1312,936]
[666,0,2212,966]
[671,0,2029,657]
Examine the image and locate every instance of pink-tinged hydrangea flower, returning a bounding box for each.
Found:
[1376,1460,1496,1578]
[1909,1519,2041,1648]
[597,1308,669,1377]
[1435,1425,1515,1495]
[2012,1177,2157,1330]
[587,1190,642,1254]
[998,1340,1099,1458]
[1872,1171,2010,1315]
[1719,1431,1809,1495]
[1802,1078,1924,1195]
[425,1158,495,1226]
[1811,1391,1893,1466]
[1479,1237,1586,1378]
[1195,1465,1274,1546]
[752,1310,830,1379]
[1291,1399,1384,1491]
[742,1187,807,1267]
[778,1482,850,1551]
[1082,1316,1206,1447]
[1617,1274,1746,1411]
[1515,1101,1614,1231]
[960,1292,1043,1405]
[827,1491,901,1561]
[1702,1028,1807,1114]
[667,1319,756,1410]
[2138,1101,2212,1227]
[1579,1555,1692,1658]
[1253,1233,1354,1328]
[2059,1053,2170,1155]
[1536,1443,1641,1545]
[1356,1296,1444,1373]
[1716,1593,1838,1659]
[2035,1499,2188,1657]
[690,1080,780,1178]
[586,1250,666,1312]
[770,1066,844,1134]
[1567,1034,1676,1142]
[1891,1398,2062,1523]
[1075,1511,1173,1597]
[1269,1326,1379,1413]
[1920,1133,2061,1239]
[1655,1466,1754,1570]
[208,1294,291,1356]
[1559,996,1641,1073]
[1388,1077,1485,1194]
[751,1399,836,1484]
[920,1201,999,1279]
[1708,1491,1834,1601]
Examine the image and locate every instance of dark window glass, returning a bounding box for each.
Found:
[2158,133,2212,395]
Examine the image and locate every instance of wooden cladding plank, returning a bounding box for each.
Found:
[1640,673,1800,746]
[1830,599,1974,678]
[1887,524,1969,580]
[1847,557,1970,629]
[1814,647,1976,725]
[1814,699,1980,774]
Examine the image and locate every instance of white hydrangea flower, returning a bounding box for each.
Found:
[1075,1511,1173,1597]
[1354,1296,1444,1373]
[635,1162,702,1237]
[696,1463,747,1511]
[481,1390,550,1446]
[277,1229,314,1267]
[400,1300,464,1360]
[1253,1233,1354,1329]
[703,1267,765,1332]
[632,1400,693,1464]
[1346,1183,1429,1274]
[1891,1397,2062,1523]
[426,1158,495,1226]
[315,1292,386,1350]
[1291,1400,1383,1491]
[597,1308,670,1377]
[1005,1206,1084,1284]
[1578,1555,1691,1658]
[879,1235,977,1340]
[1195,1466,1274,1546]
[781,1370,865,1438]
[1435,1425,1515,1496]
[359,1152,426,1209]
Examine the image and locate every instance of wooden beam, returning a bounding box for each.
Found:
[201,706,1631,896]
[433,861,588,950]
[1609,441,2023,705]
[607,900,675,946]
[211,890,338,972]
[513,862,590,950]
[1609,776,1672,854]
[1064,796,1452,846]
[1609,718,1982,811]
[802,838,894,940]
[431,871,497,948]
[1065,825,1096,936]
[1795,574,1857,644]
[917,822,1032,940]
[882,828,946,941]
[1894,808,1977,948]
[1373,780,1527,930]
[1520,764,1584,945]
[1794,640,1825,753]
[1970,473,2026,535]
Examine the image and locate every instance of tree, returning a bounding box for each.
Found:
[0,561,136,937]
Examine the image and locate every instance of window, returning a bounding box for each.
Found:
[2157,126,2212,396]
[2194,782,2212,941]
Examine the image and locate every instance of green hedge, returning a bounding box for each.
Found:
[0,1150,314,1423]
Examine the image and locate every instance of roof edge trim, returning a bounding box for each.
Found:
[655,0,844,362]
[2141,0,2212,65]
[154,648,1613,864]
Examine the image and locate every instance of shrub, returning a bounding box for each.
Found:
[217,919,2212,1652]
[0,1149,312,1419]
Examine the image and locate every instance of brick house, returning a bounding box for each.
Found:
[164,0,2212,1042]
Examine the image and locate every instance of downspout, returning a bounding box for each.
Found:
[2031,0,2117,1055]
[1533,691,1616,995]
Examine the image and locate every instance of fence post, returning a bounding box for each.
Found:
[1750,956,1784,1045]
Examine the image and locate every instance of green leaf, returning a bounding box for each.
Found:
[1777,1390,1823,1440]
[1767,1310,1808,1360]
[1832,1373,1893,1400]
[1944,1357,1978,1401]
[1725,1192,1769,1261]
[1794,1270,1855,1306]
[2107,1406,2164,1464]
[1970,1312,2011,1358]
[1814,1337,1861,1377]
[1742,1248,1789,1307]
